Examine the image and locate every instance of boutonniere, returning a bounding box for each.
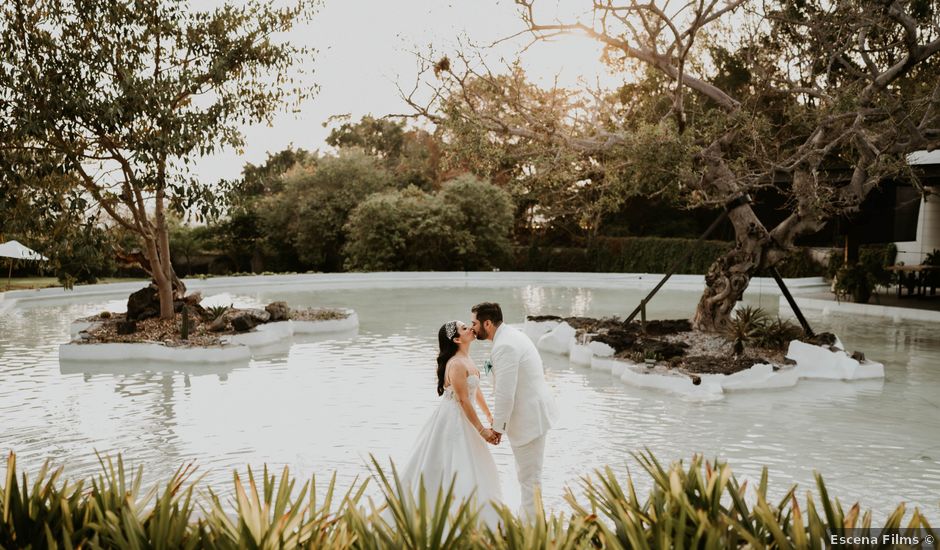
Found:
[483,359,493,375]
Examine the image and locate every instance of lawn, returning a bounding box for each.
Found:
[1,277,147,292]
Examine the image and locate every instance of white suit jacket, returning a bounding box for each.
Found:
[490,323,559,446]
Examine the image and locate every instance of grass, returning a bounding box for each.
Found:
[1,450,934,549]
[0,277,147,292]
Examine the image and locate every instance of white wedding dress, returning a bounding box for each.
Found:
[398,374,503,529]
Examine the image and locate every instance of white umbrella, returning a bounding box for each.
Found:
[0,240,49,288]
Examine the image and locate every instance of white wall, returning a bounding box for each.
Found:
[895,195,940,265]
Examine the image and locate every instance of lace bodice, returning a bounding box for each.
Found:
[443,374,481,399]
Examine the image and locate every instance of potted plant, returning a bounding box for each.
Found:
[643,350,659,368]
[834,263,877,303]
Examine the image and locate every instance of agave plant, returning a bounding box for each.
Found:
[724,305,769,356]
[485,492,600,550]
[0,452,97,549]
[2,450,937,549]
[363,456,484,549]
[756,317,804,351]
[205,305,231,322]
[202,463,365,549]
[88,453,202,550]
[570,449,937,549]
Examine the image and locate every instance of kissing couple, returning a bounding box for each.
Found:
[396,302,559,528]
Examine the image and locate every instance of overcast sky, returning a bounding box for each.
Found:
[195,0,614,183]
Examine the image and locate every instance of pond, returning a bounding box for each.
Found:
[1,277,938,520]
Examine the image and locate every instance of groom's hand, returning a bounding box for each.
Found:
[492,430,502,445]
[481,428,499,445]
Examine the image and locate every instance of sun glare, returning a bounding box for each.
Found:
[516,32,623,90]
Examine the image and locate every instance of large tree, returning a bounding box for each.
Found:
[326,115,444,191]
[0,0,316,318]
[406,0,940,330]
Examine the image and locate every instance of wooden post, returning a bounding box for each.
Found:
[640,300,647,333]
[181,305,190,340]
[624,194,751,325]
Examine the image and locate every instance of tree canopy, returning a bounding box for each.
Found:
[0,0,317,316]
[405,0,940,329]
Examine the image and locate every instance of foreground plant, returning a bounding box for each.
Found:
[1,450,935,548]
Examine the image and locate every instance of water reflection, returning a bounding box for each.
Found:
[1,285,938,520]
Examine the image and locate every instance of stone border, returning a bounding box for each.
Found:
[529,319,885,401]
[59,341,251,364]
[2,272,831,312]
[781,295,940,323]
[59,309,359,366]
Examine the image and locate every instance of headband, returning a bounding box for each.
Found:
[445,320,460,339]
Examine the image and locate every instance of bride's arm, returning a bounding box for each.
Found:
[475,387,493,426]
[450,362,486,435]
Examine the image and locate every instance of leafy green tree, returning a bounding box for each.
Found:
[168,216,214,277]
[438,174,515,268]
[260,149,392,271]
[410,0,940,330]
[344,175,514,271]
[0,0,316,317]
[327,115,442,191]
[343,187,438,271]
[213,148,315,273]
[0,169,120,285]
[49,223,118,286]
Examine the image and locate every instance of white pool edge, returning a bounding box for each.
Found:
[2,272,830,311]
[781,295,940,323]
[60,311,360,365]
[530,319,885,401]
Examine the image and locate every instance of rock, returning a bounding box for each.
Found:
[116,320,137,335]
[173,299,206,319]
[265,301,291,321]
[851,350,866,362]
[208,316,229,332]
[690,375,702,386]
[537,322,576,355]
[231,313,257,333]
[802,332,837,347]
[244,308,271,324]
[526,314,563,322]
[127,285,160,321]
[640,338,689,360]
[641,319,693,336]
[588,340,616,357]
[592,329,638,353]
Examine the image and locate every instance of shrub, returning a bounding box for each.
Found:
[757,317,805,350]
[774,247,826,278]
[205,304,231,321]
[259,149,394,272]
[826,243,897,280]
[343,176,514,271]
[724,305,769,355]
[2,450,934,549]
[590,236,734,273]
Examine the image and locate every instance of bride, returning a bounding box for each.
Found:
[395,320,503,528]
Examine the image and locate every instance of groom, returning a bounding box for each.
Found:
[471,302,559,517]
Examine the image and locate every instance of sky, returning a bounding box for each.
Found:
[195,0,616,184]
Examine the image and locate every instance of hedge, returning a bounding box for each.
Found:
[512,236,828,277]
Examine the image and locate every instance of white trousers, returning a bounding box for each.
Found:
[510,433,547,518]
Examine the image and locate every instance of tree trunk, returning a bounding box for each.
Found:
[692,168,828,332]
[152,184,185,319]
[692,241,763,332]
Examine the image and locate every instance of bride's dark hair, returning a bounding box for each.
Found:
[436,323,459,396]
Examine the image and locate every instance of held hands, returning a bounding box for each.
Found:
[480,427,501,445]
